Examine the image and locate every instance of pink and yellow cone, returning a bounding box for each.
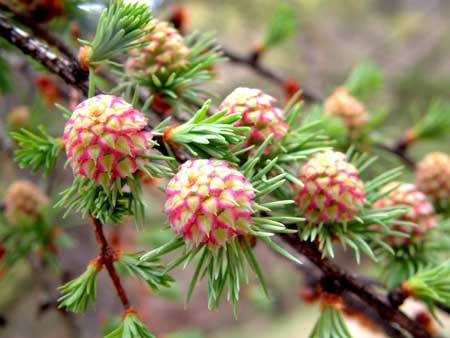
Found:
[63,95,152,187]
[4,180,49,225]
[294,151,365,224]
[126,19,190,77]
[164,159,255,247]
[324,87,368,137]
[373,182,436,245]
[415,152,450,205]
[219,87,288,153]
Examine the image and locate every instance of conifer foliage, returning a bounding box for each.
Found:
[1,1,450,338]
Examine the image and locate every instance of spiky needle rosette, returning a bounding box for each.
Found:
[415,152,450,207]
[164,159,255,248]
[295,150,365,224]
[63,95,152,187]
[126,19,190,79]
[373,182,436,245]
[324,87,368,136]
[4,180,49,225]
[219,87,288,154]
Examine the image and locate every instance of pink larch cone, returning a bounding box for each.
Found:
[373,182,436,245]
[164,159,255,247]
[324,87,368,137]
[126,19,190,77]
[63,95,152,187]
[415,152,450,205]
[294,151,365,224]
[4,180,49,225]
[219,87,288,154]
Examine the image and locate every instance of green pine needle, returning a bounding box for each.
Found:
[56,174,148,226]
[262,3,298,48]
[11,126,63,177]
[167,100,248,158]
[309,304,353,338]
[411,100,450,140]
[86,0,152,65]
[406,260,450,308]
[58,265,99,313]
[344,60,383,98]
[104,312,156,338]
[116,252,174,290]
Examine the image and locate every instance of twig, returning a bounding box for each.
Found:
[279,233,431,338]
[220,46,323,103]
[89,214,131,311]
[0,2,77,61]
[377,142,415,168]
[0,13,89,96]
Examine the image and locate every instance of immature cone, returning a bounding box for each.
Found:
[63,95,152,186]
[7,106,30,129]
[219,87,288,153]
[324,87,368,136]
[165,159,255,247]
[4,180,49,224]
[373,182,436,244]
[294,151,365,224]
[415,152,450,205]
[126,19,190,77]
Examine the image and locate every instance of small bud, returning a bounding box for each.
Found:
[151,94,173,115]
[78,46,92,71]
[36,74,60,105]
[299,285,321,303]
[169,5,188,34]
[282,78,301,103]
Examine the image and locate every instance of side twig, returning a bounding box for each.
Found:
[220,46,323,103]
[0,2,77,61]
[0,13,89,96]
[90,214,131,311]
